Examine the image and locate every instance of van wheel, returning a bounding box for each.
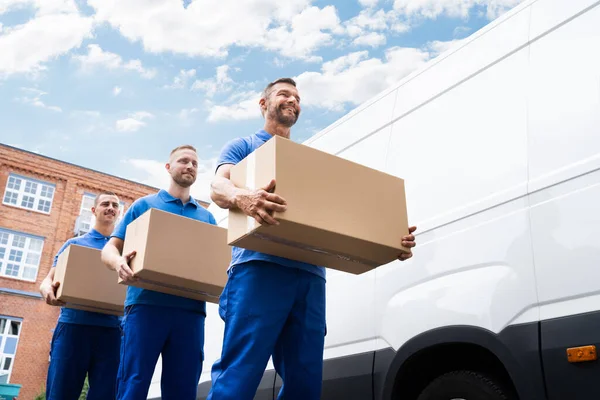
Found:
[416,370,511,400]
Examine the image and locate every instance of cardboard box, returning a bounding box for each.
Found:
[228,135,410,275]
[54,245,125,316]
[120,208,230,303]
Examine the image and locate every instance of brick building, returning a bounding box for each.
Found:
[0,144,208,398]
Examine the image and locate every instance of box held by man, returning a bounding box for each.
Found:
[120,208,230,303]
[228,135,410,275]
[54,245,126,315]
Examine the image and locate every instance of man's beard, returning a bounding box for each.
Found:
[173,172,195,188]
[270,104,298,127]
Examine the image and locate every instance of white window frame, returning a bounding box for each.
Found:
[2,173,55,214]
[0,316,22,384]
[76,193,125,236]
[0,229,45,282]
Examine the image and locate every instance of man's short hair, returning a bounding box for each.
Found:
[94,191,119,206]
[170,145,197,158]
[261,78,297,100]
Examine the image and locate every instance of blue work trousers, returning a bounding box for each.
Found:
[46,322,121,400]
[116,304,205,400]
[208,262,327,400]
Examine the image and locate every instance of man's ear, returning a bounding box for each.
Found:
[259,97,267,115]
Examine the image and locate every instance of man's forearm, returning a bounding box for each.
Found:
[210,176,247,210]
[101,244,122,271]
[39,273,53,292]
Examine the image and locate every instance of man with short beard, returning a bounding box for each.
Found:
[41,191,122,400]
[102,145,217,399]
[207,78,417,399]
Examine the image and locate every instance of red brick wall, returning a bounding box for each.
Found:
[0,145,159,399]
[0,292,57,398]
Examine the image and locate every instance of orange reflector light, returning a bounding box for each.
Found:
[567,345,597,363]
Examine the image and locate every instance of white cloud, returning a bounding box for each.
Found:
[87,0,342,61]
[0,1,93,77]
[178,108,199,120]
[0,0,78,16]
[71,110,100,118]
[124,157,217,202]
[426,38,469,56]
[344,8,409,40]
[113,86,122,96]
[177,107,200,126]
[205,37,464,116]
[16,87,62,112]
[164,68,196,89]
[352,32,386,47]
[295,47,430,111]
[359,0,379,7]
[260,6,342,62]
[116,118,145,132]
[391,21,411,33]
[115,111,154,132]
[392,0,523,20]
[453,25,472,38]
[73,44,157,79]
[485,0,522,19]
[191,65,233,97]
[207,91,261,123]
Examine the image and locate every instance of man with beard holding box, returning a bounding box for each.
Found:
[207,78,418,399]
[102,145,217,399]
[41,191,122,400]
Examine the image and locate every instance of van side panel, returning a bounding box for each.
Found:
[376,42,537,350]
[528,1,600,398]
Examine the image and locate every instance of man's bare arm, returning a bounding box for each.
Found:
[39,268,65,306]
[210,164,287,225]
[101,237,137,283]
[210,164,245,209]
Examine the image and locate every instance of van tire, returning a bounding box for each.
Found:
[416,370,511,400]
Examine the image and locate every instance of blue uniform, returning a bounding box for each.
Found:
[46,229,121,400]
[111,189,216,400]
[207,130,327,400]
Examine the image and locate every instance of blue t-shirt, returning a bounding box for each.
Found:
[111,189,217,315]
[217,129,326,280]
[52,229,121,328]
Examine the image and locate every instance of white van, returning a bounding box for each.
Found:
[148,0,600,398]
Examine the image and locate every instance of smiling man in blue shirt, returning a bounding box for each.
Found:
[101,145,217,400]
[40,191,122,400]
[207,77,418,400]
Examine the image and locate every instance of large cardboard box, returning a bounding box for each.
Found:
[53,245,125,316]
[228,135,410,275]
[120,208,230,303]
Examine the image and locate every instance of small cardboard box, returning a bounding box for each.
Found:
[228,135,410,275]
[120,208,230,304]
[54,245,125,316]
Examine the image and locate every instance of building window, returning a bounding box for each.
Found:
[0,229,44,282]
[2,174,55,214]
[0,316,21,384]
[75,193,125,236]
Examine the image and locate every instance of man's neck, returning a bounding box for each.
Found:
[263,120,291,139]
[93,223,114,237]
[168,182,191,204]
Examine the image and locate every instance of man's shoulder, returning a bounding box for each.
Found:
[61,235,90,249]
[129,192,161,210]
[193,206,215,221]
[224,135,253,151]
[218,135,257,165]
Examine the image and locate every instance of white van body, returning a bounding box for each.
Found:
[148,0,600,398]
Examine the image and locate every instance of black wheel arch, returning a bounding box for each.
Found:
[374,323,547,400]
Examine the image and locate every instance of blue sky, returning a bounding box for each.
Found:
[0,0,522,200]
